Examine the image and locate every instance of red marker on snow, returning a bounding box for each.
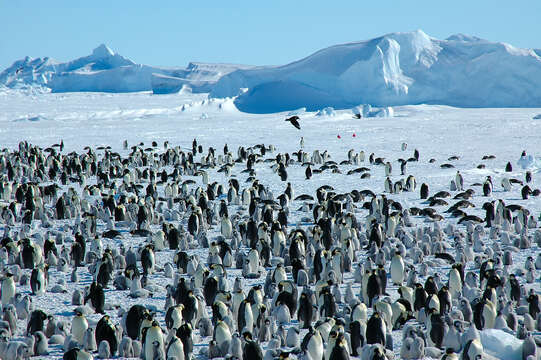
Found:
[352,133,356,137]
[337,135,341,139]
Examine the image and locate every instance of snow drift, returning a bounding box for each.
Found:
[0,44,251,93]
[211,30,541,113]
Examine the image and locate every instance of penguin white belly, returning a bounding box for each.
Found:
[482,302,496,329]
[166,337,184,360]
[307,332,324,360]
[390,257,405,285]
[247,250,259,274]
[215,323,232,348]
[72,317,89,344]
[272,232,285,256]
[375,302,392,329]
[1,278,15,305]
[221,218,232,238]
[352,303,367,322]
[35,270,46,295]
[243,305,254,333]
[144,327,164,360]
[448,270,462,298]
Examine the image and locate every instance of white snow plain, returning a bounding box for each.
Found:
[0,89,541,360]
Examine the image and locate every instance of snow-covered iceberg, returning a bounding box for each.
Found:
[3,31,541,113]
[0,45,252,93]
[211,30,541,113]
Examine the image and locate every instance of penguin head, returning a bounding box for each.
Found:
[279,351,290,360]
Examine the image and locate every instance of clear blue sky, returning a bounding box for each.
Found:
[1,1,540,70]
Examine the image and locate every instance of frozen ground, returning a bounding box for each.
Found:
[0,89,541,359]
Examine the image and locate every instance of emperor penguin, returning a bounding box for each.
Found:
[71,310,88,345]
[426,309,445,348]
[328,333,350,360]
[238,299,254,334]
[143,321,164,360]
[243,331,263,360]
[462,338,484,360]
[221,214,233,239]
[298,291,315,329]
[140,244,155,275]
[213,320,232,355]
[30,265,47,295]
[301,326,324,360]
[165,304,184,331]
[62,348,94,360]
[390,251,405,285]
[1,272,16,305]
[448,266,463,299]
[165,334,185,360]
[366,312,386,347]
[95,315,118,355]
[455,171,464,191]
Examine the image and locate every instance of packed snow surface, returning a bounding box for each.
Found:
[0,90,541,360]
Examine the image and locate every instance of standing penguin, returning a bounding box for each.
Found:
[462,338,484,360]
[329,333,350,360]
[96,315,118,355]
[483,178,492,196]
[213,320,231,356]
[142,321,164,360]
[238,299,254,334]
[165,334,185,360]
[30,265,47,295]
[349,321,365,356]
[63,348,93,360]
[1,272,16,305]
[243,331,263,360]
[177,323,194,360]
[306,165,312,180]
[140,244,155,275]
[84,282,105,314]
[390,251,405,285]
[366,270,382,307]
[71,310,88,345]
[298,292,314,329]
[366,312,386,347]
[420,183,429,199]
[301,327,324,360]
[455,171,464,191]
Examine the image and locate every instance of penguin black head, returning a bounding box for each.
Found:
[279,351,290,359]
[242,331,253,340]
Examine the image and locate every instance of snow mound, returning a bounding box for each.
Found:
[533,114,541,119]
[13,114,50,122]
[0,46,252,93]
[353,104,394,117]
[211,30,541,113]
[480,329,523,360]
[287,108,306,116]
[316,107,336,116]
[180,97,238,113]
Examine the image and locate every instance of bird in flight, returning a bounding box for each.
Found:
[285,116,301,130]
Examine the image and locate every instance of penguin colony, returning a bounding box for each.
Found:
[0,139,540,360]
